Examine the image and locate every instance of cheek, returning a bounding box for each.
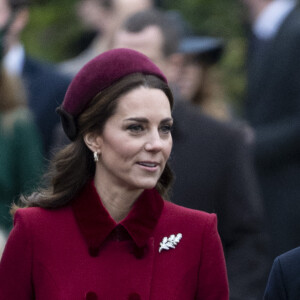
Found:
[102,135,141,160]
[116,145,139,160]
[190,69,203,90]
[0,11,10,28]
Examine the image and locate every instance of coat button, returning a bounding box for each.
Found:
[128,293,141,300]
[85,291,98,300]
[133,245,145,259]
[88,247,99,257]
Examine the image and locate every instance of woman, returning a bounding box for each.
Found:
[0,48,229,299]
[176,36,231,121]
[0,67,43,235]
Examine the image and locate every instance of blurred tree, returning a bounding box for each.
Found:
[164,0,244,37]
[23,0,85,62]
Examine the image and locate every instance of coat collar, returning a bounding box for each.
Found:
[71,180,164,251]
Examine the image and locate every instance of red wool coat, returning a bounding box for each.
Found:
[0,181,229,299]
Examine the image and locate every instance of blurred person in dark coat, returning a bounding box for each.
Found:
[241,0,300,259]
[0,67,43,234]
[0,0,71,156]
[0,23,43,234]
[264,246,300,299]
[113,8,269,300]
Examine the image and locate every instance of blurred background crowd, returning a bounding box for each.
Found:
[1,0,300,299]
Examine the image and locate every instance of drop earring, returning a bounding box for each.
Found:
[93,151,99,162]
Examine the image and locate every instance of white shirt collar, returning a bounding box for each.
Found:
[253,0,296,40]
[3,43,25,76]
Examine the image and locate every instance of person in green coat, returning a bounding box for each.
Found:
[0,68,44,235]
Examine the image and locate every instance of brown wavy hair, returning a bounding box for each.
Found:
[18,73,174,210]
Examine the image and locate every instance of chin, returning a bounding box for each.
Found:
[134,179,159,190]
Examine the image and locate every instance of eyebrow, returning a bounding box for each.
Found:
[124,117,173,123]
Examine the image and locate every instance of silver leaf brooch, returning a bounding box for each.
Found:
[159,233,182,253]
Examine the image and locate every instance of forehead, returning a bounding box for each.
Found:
[0,0,11,27]
[0,0,10,11]
[114,26,164,62]
[114,86,171,116]
[115,0,152,18]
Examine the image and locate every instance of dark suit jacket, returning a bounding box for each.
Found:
[245,4,300,257]
[264,246,300,299]
[170,100,269,299]
[22,56,71,155]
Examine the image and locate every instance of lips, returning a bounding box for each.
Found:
[137,161,159,168]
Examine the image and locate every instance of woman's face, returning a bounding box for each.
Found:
[94,86,173,192]
[177,55,204,102]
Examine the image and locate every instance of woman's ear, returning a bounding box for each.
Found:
[83,132,102,153]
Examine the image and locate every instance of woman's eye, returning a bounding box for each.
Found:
[160,124,172,134]
[127,124,144,133]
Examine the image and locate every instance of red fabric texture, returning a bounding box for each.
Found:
[0,181,229,299]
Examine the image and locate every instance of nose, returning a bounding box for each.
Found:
[144,131,164,152]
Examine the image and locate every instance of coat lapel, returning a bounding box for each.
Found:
[71,180,164,253]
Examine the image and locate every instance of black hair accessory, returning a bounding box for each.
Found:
[56,106,78,141]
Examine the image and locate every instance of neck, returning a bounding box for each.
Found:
[5,38,20,53]
[93,172,143,223]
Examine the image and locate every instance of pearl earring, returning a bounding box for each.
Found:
[93,151,99,162]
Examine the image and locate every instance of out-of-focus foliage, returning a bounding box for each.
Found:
[22,0,248,113]
[23,0,81,61]
[163,0,245,37]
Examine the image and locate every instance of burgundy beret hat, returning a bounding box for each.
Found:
[57,48,167,141]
